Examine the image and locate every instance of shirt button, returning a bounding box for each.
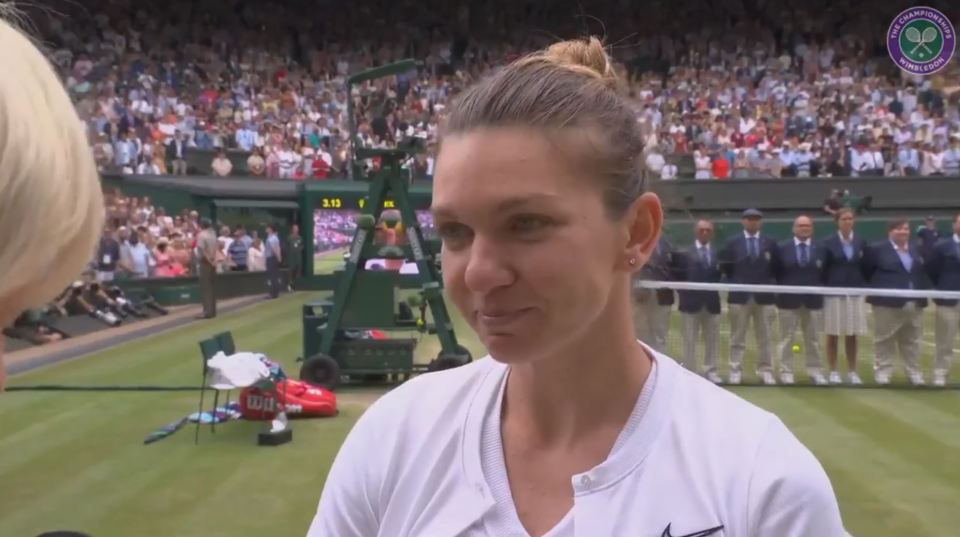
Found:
[579,475,592,488]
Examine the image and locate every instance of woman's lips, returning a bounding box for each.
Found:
[477,308,534,330]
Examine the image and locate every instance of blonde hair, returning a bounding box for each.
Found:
[442,36,644,218]
[0,14,104,322]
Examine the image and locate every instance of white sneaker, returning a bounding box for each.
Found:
[848,372,863,385]
[829,371,842,384]
[875,373,891,386]
[706,372,723,384]
[761,372,777,385]
[812,374,828,386]
[934,373,947,387]
[728,371,742,385]
[909,372,926,386]
[780,373,795,385]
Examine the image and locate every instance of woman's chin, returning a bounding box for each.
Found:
[481,332,544,364]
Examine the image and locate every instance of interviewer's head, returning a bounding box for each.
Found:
[0,14,104,329]
[431,36,662,363]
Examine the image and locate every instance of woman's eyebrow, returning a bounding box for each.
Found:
[431,193,561,219]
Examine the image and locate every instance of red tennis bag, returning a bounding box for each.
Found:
[239,379,338,420]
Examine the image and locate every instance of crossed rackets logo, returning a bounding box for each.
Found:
[887,7,955,75]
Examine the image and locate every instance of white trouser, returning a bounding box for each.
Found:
[681,311,720,375]
[728,302,775,374]
[776,307,824,376]
[934,304,960,376]
[872,304,923,377]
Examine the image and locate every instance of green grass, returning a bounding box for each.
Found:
[313,248,347,275]
[2,294,959,535]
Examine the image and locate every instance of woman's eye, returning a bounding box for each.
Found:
[437,223,472,247]
[511,215,552,234]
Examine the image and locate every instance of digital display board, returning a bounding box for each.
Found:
[312,209,436,275]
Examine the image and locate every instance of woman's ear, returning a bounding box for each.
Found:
[623,192,663,270]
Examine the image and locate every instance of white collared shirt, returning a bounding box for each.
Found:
[308,351,845,536]
[793,237,811,247]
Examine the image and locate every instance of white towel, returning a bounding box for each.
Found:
[206,351,271,390]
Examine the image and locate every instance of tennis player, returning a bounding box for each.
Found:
[0,12,105,392]
[308,37,844,537]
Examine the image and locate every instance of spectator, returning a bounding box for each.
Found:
[123,232,154,278]
[166,131,188,176]
[645,146,666,179]
[920,143,944,176]
[153,239,177,277]
[211,149,233,177]
[944,136,960,176]
[898,142,921,176]
[22,0,960,182]
[247,237,266,272]
[711,150,729,179]
[732,149,751,178]
[228,229,249,272]
[693,149,711,180]
[136,155,161,175]
[247,148,267,177]
[660,161,678,180]
[95,228,121,282]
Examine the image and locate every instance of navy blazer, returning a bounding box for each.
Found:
[926,237,960,306]
[863,241,930,308]
[673,243,722,314]
[820,233,868,287]
[719,233,779,305]
[917,226,941,260]
[637,238,675,306]
[773,239,824,310]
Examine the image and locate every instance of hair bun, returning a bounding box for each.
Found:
[543,36,618,89]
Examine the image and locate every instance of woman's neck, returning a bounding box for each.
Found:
[501,299,652,448]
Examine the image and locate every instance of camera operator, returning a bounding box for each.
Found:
[2,310,65,346]
[62,281,121,327]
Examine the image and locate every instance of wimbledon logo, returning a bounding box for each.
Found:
[887,6,955,75]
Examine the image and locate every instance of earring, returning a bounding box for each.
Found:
[628,257,637,266]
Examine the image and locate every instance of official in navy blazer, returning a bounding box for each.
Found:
[925,213,960,386]
[772,215,826,385]
[819,208,868,385]
[632,237,674,353]
[719,208,780,384]
[862,218,931,385]
[673,219,722,382]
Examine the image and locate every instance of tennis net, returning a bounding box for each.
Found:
[632,280,960,388]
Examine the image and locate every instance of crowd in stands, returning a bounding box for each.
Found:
[97,190,276,279]
[4,186,284,348]
[24,0,957,181]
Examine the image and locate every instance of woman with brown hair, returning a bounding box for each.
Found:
[309,37,843,537]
